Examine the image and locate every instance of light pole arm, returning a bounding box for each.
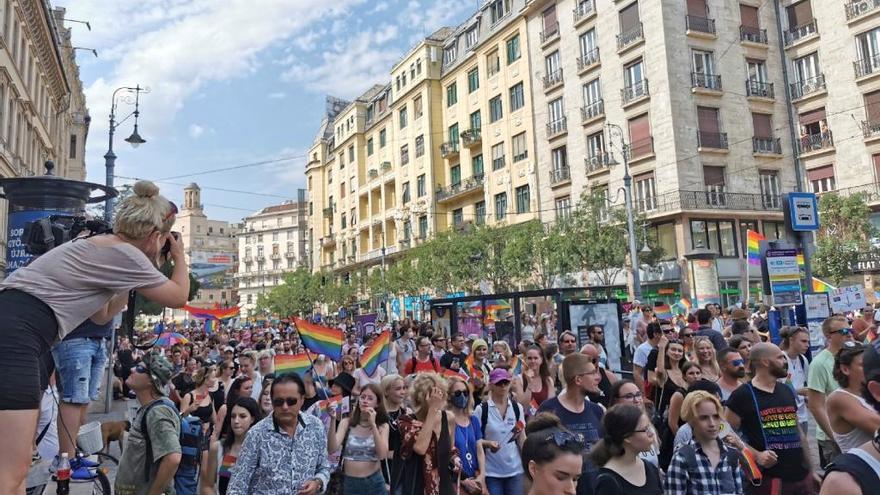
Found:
[607,123,643,301]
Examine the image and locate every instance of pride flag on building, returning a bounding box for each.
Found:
[360,331,391,376]
[293,318,344,362]
[274,352,315,376]
[747,230,765,266]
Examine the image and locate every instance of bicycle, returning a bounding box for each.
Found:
[27,450,118,495]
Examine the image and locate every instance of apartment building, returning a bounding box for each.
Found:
[526,0,802,304]
[0,1,90,271]
[236,193,308,316]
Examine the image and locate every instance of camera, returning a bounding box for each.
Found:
[161,231,181,259]
[23,215,112,256]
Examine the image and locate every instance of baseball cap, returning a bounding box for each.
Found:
[142,353,173,394]
[489,368,512,384]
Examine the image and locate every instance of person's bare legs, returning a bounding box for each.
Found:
[57,402,87,458]
[0,409,39,494]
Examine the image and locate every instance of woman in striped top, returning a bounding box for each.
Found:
[201,397,263,494]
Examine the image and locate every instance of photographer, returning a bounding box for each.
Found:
[0,180,189,493]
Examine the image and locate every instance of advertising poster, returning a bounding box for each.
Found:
[691,259,720,307]
[569,301,622,372]
[189,250,235,289]
[804,293,831,355]
[829,285,866,314]
[766,249,803,306]
[354,313,377,341]
[5,210,66,275]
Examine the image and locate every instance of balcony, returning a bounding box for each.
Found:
[586,152,615,173]
[256,254,266,262]
[440,141,460,158]
[834,182,880,203]
[285,251,296,258]
[540,23,560,45]
[697,130,729,150]
[784,19,818,47]
[685,15,716,35]
[746,80,775,99]
[629,137,654,159]
[577,48,600,72]
[320,236,335,248]
[789,74,826,100]
[543,68,564,91]
[650,190,785,214]
[854,55,880,79]
[740,26,768,44]
[581,99,605,123]
[549,167,571,186]
[461,128,482,147]
[862,120,880,139]
[846,0,880,21]
[436,174,485,203]
[547,117,567,139]
[617,23,644,52]
[243,255,253,263]
[798,131,834,155]
[398,238,411,249]
[691,72,722,91]
[752,137,782,154]
[322,206,334,218]
[270,253,281,260]
[573,0,595,26]
[621,79,649,105]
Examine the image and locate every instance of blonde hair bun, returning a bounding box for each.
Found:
[133,180,160,198]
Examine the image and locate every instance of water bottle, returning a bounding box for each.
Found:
[56,452,70,495]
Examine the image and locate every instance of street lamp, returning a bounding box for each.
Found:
[606,123,643,301]
[104,85,149,222]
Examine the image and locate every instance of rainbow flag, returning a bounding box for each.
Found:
[274,352,314,376]
[442,368,468,380]
[360,331,391,376]
[740,448,763,484]
[678,298,692,313]
[510,356,524,376]
[528,398,539,416]
[184,304,240,320]
[203,319,214,335]
[812,277,835,293]
[747,230,764,266]
[294,318,344,362]
[654,303,673,320]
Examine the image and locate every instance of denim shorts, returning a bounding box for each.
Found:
[52,337,108,404]
[344,470,387,494]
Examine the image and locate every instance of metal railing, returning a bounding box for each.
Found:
[577,47,600,71]
[740,26,768,44]
[789,74,826,99]
[617,22,644,50]
[581,99,605,121]
[550,167,571,185]
[746,79,774,98]
[629,136,654,158]
[854,54,880,78]
[753,137,782,154]
[697,130,729,149]
[784,19,818,46]
[845,0,880,20]
[648,190,785,213]
[440,141,460,158]
[461,128,482,147]
[862,120,880,138]
[586,152,615,173]
[621,79,649,104]
[798,131,834,154]
[543,68,564,89]
[692,72,722,90]
[436,174,485,202]
[573,0,595,23]
[547,117,568,137]
[686,15,715,34]
[833,182,880,203]
[540,23,560,44]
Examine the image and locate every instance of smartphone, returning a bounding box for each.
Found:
[161,231,181,259]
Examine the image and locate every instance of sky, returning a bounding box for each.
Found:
[56,0,477,222]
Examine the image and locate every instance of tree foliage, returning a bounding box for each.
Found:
[813,192,877,286]
[255,268,322,317]
[135,261,201,316]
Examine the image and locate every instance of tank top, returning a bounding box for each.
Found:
[187,392,214,424]
[217,451,237,495]
[830,388,875,453]
[343,432,380,462]
[528,376,550,406]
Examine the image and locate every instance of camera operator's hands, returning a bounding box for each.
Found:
[165,232,184,263]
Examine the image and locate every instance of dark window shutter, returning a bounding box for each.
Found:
[687,0,707,16]
[752,113,772,138]
[628,114,650,142]
[543,6,558,33]
[619,3,640,32]
[697,107,720,133]
[806,165,834,181]
[740,5,760,28]
[703,166,725,186]
[865,90,880,122]
[798,108,826,125]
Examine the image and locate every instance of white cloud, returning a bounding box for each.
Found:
[267,92,287,99]
[370,2,390,13]
[188,124,205,138]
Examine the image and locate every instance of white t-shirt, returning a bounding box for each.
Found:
[633,341,655,368]
[355,367,387,388]
[785,353,810,424]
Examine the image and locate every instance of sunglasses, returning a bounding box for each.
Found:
[452,390,469,398]
[835,328,854,336]
[681,333,694,338]
[493,380,511,387]
[163,201,179,222]
[732,359,745,366]
[618,392,643,400]
[272,397,299,407]
[134,364,148,374]
[663,329,676,334]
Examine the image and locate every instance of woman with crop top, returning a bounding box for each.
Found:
[0,180,190,493]
[201,397,262,494]
[329,382,391,493]
[827,342,880,453]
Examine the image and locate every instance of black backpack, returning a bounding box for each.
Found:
[479,398,522,438]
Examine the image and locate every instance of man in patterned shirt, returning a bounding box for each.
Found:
[227,373,330,495]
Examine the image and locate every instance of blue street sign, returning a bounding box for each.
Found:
[787,192,819,231]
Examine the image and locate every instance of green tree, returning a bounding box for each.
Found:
[134,261,201,315]
[813,192,877,285]
[254,268,320,317]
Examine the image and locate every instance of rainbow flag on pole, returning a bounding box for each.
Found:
[293,318,344,362]
[360,331,391,376]
[274,352,315,376]
[654,303,674,320]
[812,277,836,293]
[747,230,765,266]
[677,298,692,314]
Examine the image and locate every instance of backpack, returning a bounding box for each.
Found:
[140,398,206,487]
[677,442,739,493]
[479,398,521,438]
[409,355,439,374]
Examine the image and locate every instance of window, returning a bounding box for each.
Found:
[447,83,458,106]
[551,145,567,172]
[703,166,726,205]
[628,114,652,158]
[448,123,459,145]
[545,50,561,77]
[415,135,425,157]
[443,45,457,66]
[475,201,486,225]
[417,58,422,74]
[495,192,508,220]
[348,145,354,162]
[583,78,602,111]
[492,142,506,170]
[512,132,528,161]
[762,220,786,241]
[506,34,520,64]
[515,185,530,214]
[413,95,423,118]
[470,110,481,130]
[399,107,408,128]
[697,106,723,147]
[587,131,605,158]
[400,144,410,165]
[341,212,347,229]
[490,0,511,24]
[650,222,678,260]
[808,165,835,193]
[624,59,645,87]
[747,59,768,83]
[418,215,428,238]
[379,128,387,147]
[490,95,503,122]
[856,27,880,68]
[692,49,715,76]
[759,170,780,208]
[340,181,346,198]
[634,173,657,211]
[542,5,559,38]
[351,208,356,225]
[417,174,426,197]
[402,182,411,204]
[367,138,374,155]
[69,134,76,159]
[548,97,565,130]
[509,82,524,111]
[579,28,597,60]
[468,68,479,93]
[555,196,572,220]
[487,49,501,76]
[453,208,464,227]
[451,165,461,186]
[690,220,738,257]
[793,52,820,85]
[465,27,478,48]
[619,1,641,35]
[472,154,484,176]
[403,221,412,240]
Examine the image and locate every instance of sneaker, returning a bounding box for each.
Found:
[71,465,97,481]
[72,456,100,469]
